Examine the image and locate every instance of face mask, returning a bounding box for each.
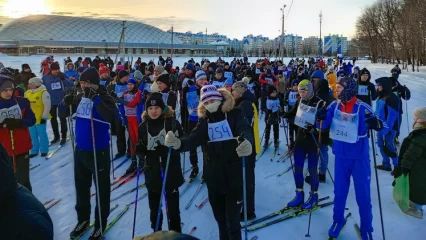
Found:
[205,101,221,113]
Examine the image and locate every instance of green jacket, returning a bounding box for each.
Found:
[397,128,426,205]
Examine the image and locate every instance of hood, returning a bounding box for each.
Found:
[151,70,169,92]
[66,62,75,70]
[28,84,47,93]
[311,70,324,80]
[198,88,234,118]
[358,68,371,84]
[141,105,174,121]
[238,89,257,105]
[314,78,330,101]
[375,77,393,95]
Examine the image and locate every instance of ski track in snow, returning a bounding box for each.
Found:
[2,56,425,239]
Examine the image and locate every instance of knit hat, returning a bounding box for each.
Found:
[164,64,172,73]
[291,79,300,87]
[154,65,165,73]
[134,70,143,80]
[215,67,224,74]
[118,70,130,80]
[267,85,277,95]
[242,77,250,84]
[145,92,165,110]
[224,78,233,87]
[128,78,136,85]
[232,81,248,94]
[0,78,14,92]
[298,79,314,100]
[200,85,223,105]
[28,77,43,87]
[186,63,195,71]
[414,107,426,123]
[22,64,30,71]
[195,70,207,82]
[147,65,154,72]
[311,70,324,79]
[50,62,60,71]
[80,67,100,85]
[336,77,357,103]
[156,74,170,86]
[98,63,110,75]
[202,63,209,69]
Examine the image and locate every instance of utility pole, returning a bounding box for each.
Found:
[319,10,323,56]
[280,5,287,60]
[171,26,174,59]
[115,21,126,64]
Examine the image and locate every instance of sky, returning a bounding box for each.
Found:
[0,0,373,40]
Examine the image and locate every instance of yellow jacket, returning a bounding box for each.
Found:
[327,72,337,99]
[25,85,51,124]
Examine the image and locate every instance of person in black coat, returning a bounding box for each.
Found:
[156,74,178,111]
[0,143,53,240]
[391,77,411,143]
[232,81,258,220]
[165,86,254,240]
[356,68,377,106]
[136,93,184,232]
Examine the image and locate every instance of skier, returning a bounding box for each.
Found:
[65,62,79,83]
[135,92,184,232]
[98,63,111,86]
[156,74,178,110]
[326,66,337,99]
[211,67,228,89]
[25,77,51,158]
[20,64,36,90]
[63,67,116,240]
[259,69,277,113]
[283,79,300,151]
[232,81,260,220]
[350,66,360,80]
[356,68,377,106]
[0,72,36,191]
[281,80,325,209]
[390,77,410,144]
[391,65,401,79]
[317,77,388,239]
[42,62,73,145]
[264,85,282,150]
[374,77,400,174]
[164,85,254,240]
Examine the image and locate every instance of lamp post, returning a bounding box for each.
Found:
[319,11,323,56]
[280,5,287,60]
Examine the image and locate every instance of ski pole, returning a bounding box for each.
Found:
[238,136,249,240]
[9,130,16,173]
[281,117,295,177]
[404,86,409,134]
[155,146,172,232]
[89,98,104,237]
[131,154,142,238]
[110,130,115,179]
[69,105,75,152]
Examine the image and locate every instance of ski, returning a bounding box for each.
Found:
[270,141,280,161]
[91,171,140,198]
[113,157,130,171]
[111,172,131,186]
[354,223,362,240]
[110,183,146,202]
[247,201,334,232]
[277,165,293,177]
[30,164,41,170]
[304,168,309,177]
[179,182,193,198]
[43,198,54,206]
[46,136,70,160]
[195,198,209,209]
[188,226,197,235]
[328,212,352,240]
[277,149,293,162]
[103,205,129,235]
[256,142,272,161]
[251,236,259,240]
[46,198,62,211]
[185,183,205,210]
[242,196,330,228]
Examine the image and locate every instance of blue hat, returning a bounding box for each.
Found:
[186,63,195,71]
[128,78,136,85]
[196,70,207,81]
[224,78,233,87]
[311,70,324,80]
[291,79,300,86]
[336,77,357,103]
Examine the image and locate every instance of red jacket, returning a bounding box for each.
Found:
[41,60,50,75]
[259,73,278,86]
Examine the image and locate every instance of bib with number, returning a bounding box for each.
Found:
[266,98,280,113]
[115,84,128,99]
[100,80,107,86]
[208,116,234,142]
[288,91,298,106]
[123,93,137,116]
[294,100,322,129]
[182,78,193,90]
[358,85,368,96]
[76,98,94,120]
[186,90,199,118]
[255,68,261,74]
[0,103,22,123]
[212,81,225,89]
[51,82,62,90]
[265,77,273,84]
[144,83,152,93]
[161,92,169,105]
[224,71,233,81]
[330,103,360,143]
[147,121,166,150]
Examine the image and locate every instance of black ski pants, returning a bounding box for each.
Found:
[187,120,199,167]
[114,113,128,154]
[265,123,279,143]
[242,159,255,215]
[74,147,110,229]
[208,189,242,240]
[11,152,31,192]
[148,189,181,233]
[50,105,68,139]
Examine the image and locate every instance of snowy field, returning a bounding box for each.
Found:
[1,56,426,240]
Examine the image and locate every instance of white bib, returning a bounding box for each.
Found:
[358,85,368,96]
[161,92,169,104]
[208,117,234,142]
[123,93,137,116]
[212,81,225,89]
[0,104,22,123]
[265,77,273,84]
[294,100,322,129]
[76,97,94,120]
[51,82,62,90]
[186,90,199,117]
[330,103,360,143]
[147,122,166,151]
[144,83,152,93]
[266,98,280,113]
[288,91,298,106]
[182,78,192,89]
[224,71,233,80]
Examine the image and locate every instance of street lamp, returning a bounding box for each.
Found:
[280,5,287,60]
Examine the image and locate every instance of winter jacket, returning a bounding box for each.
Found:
[179,89,254,196]
[319,97,388,158]
[182,84,200,123]
[109,81,129,125]
[259,73,278,88]
[375,77,400,131]
[391,79,411,115]
[0,96,35,156]
[234,90,257,124]
[42,72,73,105]
[24,85,51,124]
[138,108,184,192]
[20,71,36,89]
[160,90,178,111]
[357,68,378,106]
[0,143,53,240]
[122,88,143,123]
[326,72,337,99]
[41,60,50,75]
[68,86,115,151]
[65,63,79,81]
[396,128,426,205]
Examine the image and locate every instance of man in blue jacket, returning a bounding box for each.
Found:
[62,68,116,240]
[42,62,73,145]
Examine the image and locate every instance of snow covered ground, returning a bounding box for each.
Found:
[2,56,426,240]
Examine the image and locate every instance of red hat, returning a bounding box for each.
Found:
[98,63,110,75]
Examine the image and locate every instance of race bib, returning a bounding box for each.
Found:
[76,98,93,120]
[0,104,22,123]
[100,80,106,86]
[224,71,233,81]
[208,120,233,142]
[51,82,62,90]
[255,68,261,74]
[294,102,317,129]
[147,127,166,150]
[115,84,128,98]
[144,83,152,93]
[265,78,273,84]
[266,99,280,112]
[288,92,298,106]
[330,105,359,143]
[186,91,199,117]
[212,81,225,89]
[247,83,255,95]
[123,93,137,116]
[358,85,368,96]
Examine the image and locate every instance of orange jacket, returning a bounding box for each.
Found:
[327,72,337,99]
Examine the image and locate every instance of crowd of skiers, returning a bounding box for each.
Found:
[0,53,425,240]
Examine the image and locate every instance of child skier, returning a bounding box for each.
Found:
[264,85,282,149]
[211,67,227,89]
[356,68,377,106]
[317,77,389,239]
[156,74,178,110]
[135,92,184,232]
[164,85,254,240]
[25,77,51,158]
[63,67,116,240]
[283,79,300,151]
[0,70,36,191]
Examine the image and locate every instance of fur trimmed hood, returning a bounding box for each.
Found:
[197,88,234,118]
[141,105,174,121]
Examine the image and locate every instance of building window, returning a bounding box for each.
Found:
[75,47,83,54]
[143,48,148,54]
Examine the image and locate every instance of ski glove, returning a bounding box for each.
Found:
[62,94,74,106]
[109,91,118,99]
[164,131,181,150]
[83,87,99,100]
[364,113,383,131]
[316,107,327,121]
[40,118,47,125]
[2,118,23,130]
[236,139,252,157]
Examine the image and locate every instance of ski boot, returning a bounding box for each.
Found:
[328,220,347,239]
[319,172,326,183]
[361,231,373,240]
[50,136,60,145]
[189,166,199,181]
[29,153,38,158]
[287,190,304,208]
[70,220,90,239]
[240,211,257,221]
[114,152,125,159]
[88,227,105,240]
[375,165,392,172]
[41,153,48,157]
[60,137,67,145]
[406,203,424,219]
[263,140,270,150]
[301,192,318,209]
[125,159,137,175]
[274,140,279,148]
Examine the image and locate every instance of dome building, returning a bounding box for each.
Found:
[0,15,214,56]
